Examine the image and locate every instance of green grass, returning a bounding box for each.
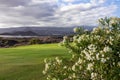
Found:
[0,43,69,80]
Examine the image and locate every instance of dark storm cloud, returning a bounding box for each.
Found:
[20,3,58,19]
[0,0,31,7]
[0,0,59,27]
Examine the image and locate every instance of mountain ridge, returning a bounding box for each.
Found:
[0,26,94,36]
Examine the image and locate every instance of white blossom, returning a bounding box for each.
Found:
[101,58,106,63]
[91,73,98,80]
[73,36,78,41]
[106,57,110,60]
[110,17,119,26]
[55,57,62,64]
[45,63,50,71]
[84,50,92,61]
[103,46,112,53]
[63,66,67,69]
[73,27,79,33]
[72,73,76,78]
[87,63,93,70]
[93,28,97,33]
[72,65,76,71]
[78,58,83,64]
[88,44,96,50]
[75,62,78,65]
[96,53,100,60]
[44,58,47,63]
[106,29,111,34]
[113,62,115,65]
[42,70,46,74]
[101,54,105,57]
[63,36,68,40]
[118,62,120,67]
[92,27,101,34]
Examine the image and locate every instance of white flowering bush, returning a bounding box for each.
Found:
[43,17,120,80]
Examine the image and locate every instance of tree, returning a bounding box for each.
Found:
[43,17,120,80]
[29,38,41,44]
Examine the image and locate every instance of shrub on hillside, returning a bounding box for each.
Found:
[43,17,120,80]
[0,39,18,47]
[29,38,41,44]
[5,40,18,46]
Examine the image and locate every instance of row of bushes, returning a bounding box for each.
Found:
[0,36,63,47]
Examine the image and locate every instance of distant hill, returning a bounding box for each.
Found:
[0,26,94,36]
[1,31,39,36]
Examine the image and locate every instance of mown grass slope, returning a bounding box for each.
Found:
[0,44,69,80]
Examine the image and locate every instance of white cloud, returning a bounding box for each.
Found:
[90,0,106,4]
[0,0,118,28]
[56,0,117,26]
[59,3,97,12]
[62,0,75,2]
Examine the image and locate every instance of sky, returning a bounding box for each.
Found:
[0,0,120,28]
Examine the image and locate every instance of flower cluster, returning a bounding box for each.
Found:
[43,17,120,80]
